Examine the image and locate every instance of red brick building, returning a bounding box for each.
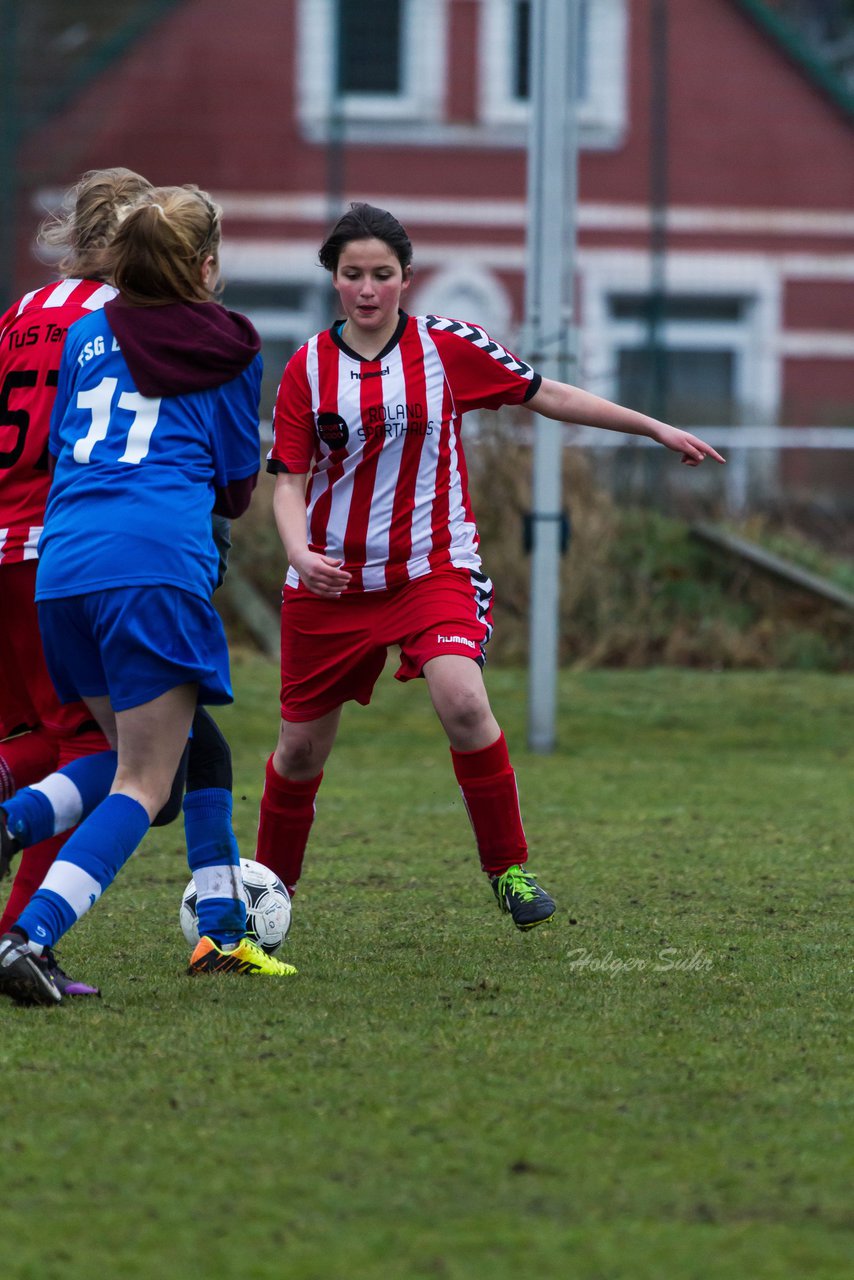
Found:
[13,0,854,434]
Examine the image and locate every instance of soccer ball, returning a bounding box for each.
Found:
[179,857,292,954]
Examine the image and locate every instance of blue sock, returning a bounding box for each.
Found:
[184,787,246,947]
[2,750,117,846]
[15,793,149,949]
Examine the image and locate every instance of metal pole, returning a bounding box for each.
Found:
[328,15,345,223]
[525,0,580,753]
[648,0,669,422]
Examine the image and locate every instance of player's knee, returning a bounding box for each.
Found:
[114,766,183,825]
[441,689,493,742]
[273,733,319,779]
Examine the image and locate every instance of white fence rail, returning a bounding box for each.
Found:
[557,425,854,515]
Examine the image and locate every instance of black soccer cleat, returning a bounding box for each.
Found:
[0,932,63,1006]
[0,812,22,881]
[39,948,101,997]
[491,865,556,931]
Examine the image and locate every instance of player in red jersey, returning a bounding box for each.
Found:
[0,169,154,992]
[256,203,725,930]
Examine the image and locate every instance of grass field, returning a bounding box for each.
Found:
[1,655,851,1279]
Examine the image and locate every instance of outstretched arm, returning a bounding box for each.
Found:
[527,378,726,467]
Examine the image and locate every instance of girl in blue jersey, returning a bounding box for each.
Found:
[0,185,297,1004]
[0,167,152,997]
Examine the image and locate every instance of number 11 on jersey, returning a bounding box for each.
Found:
[72,376,162,466]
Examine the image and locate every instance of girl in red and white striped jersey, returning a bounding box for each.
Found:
[258,203,725,931]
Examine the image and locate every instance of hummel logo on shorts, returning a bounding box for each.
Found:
[437,634,476,648]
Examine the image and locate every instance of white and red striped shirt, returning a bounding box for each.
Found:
[0,277,116,564]
[268,313,540,592]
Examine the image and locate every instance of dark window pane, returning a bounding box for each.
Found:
[221,282,308,311]
[337,0,402,95]
[609,294,746,322]
[514,0,588,102]
[514,1,530,100]
[618,348,736,425]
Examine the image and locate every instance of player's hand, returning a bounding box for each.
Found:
[654,424,726,467]
[291,550,352,598]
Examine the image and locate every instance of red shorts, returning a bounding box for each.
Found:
[280,566,494,722]
[0,561,106,758]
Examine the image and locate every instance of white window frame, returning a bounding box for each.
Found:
[579,250,783,422]
[479,0,629,149]
[220,242,333,428]
[297,0,446,138]
[221,244,326,335]
[411,264,514,339]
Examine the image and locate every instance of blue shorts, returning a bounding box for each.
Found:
[38,586,232,713]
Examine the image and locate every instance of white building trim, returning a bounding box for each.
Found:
[217,192,854,242]
[410,263,514,337]
[777,331,854,358]
[297,0,446,133]
[479,0,628,149]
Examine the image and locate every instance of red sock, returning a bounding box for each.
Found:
[255,756,322,896]
[0,729,59,801]
[0,832,68,933]
[450,732,528,878]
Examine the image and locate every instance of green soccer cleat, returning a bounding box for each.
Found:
[188,935,298,977]
[491,865,556,931]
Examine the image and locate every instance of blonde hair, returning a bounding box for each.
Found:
[39,168,153,281]
[106,185,223,306]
